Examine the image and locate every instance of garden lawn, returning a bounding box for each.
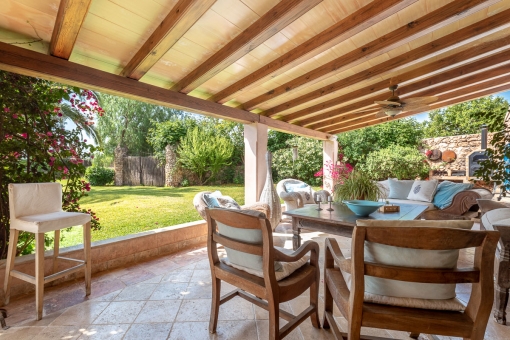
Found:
[60,185,245,247]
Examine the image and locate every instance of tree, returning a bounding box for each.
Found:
[268,130,293,153]
[423,96,509,138]
[337,118,424,166]
[0,71,101,258]
[60,90,103,145]
[178,126,234,184]
[96,94,184,156]
[147,117,197,163]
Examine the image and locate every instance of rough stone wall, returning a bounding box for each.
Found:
[114,146,128,186]
[165,145,182,187]
[420,132,494,172]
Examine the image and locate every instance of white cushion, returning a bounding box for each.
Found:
[351,220,473,310]
[10,211,91,233]
[376,180,391,199]
[380,198,437,211]
[484,208,510,227]
[387,179,414,199]
[9,183,62,218]
[221,246,309,281]
[407,180,439,202]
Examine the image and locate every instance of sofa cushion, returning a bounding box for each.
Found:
[349,219,473,310]
[407,180,439,202]
[217,196,241,210]
[285,182,314,204]
[203,191,222,208]
[387,179,414,199]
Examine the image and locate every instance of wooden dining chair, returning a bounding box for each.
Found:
[322,223,500,340]
[206,208,321,339]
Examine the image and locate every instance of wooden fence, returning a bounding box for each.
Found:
[122,156,165,186]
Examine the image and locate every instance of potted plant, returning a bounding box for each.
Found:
[333,170,381,202]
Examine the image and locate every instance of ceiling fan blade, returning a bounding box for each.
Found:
[353,108,380,114]
[375,111,388,118]
[375,100,402,106]
[402,105,431,113]
[402,96,438,105]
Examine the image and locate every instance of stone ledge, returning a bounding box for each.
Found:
[0,220,207,303]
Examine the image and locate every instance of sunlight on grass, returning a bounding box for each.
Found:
[61,185,245,247]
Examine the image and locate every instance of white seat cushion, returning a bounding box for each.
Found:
[11,211,91,233]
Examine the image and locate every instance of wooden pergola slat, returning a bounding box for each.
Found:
[121,0,216,80]
[280,35,510,124]
[244,0,501,113]
[208,0,418,104]
[0,42,329,140]
[50,0,92,59]
[170,0,323,94]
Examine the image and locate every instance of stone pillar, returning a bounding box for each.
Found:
[323,135,338,193]
[165,144,182,187]
[244,123,268,205]
[114,146,127,186]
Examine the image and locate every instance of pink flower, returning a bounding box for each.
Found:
[63,167,68,174]
[4,107,10,112]
[20,133,27,139]
[46,131,53,136]
[12,114,18,119]
[57,113,63,117]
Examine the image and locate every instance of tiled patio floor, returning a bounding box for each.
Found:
[0,222,509,340]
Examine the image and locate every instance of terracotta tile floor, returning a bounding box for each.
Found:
[0,222,509,340]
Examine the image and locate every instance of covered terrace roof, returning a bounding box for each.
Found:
[1,0,510,140]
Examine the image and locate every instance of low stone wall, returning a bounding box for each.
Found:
[0,220,207,304]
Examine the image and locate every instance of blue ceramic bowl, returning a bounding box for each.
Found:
[343,200,385,217]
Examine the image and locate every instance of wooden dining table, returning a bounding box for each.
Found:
[283,203,428,250]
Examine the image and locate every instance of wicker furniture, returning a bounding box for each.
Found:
[277,179,331,214]
[205,208,321,339]
[322,222,499,339]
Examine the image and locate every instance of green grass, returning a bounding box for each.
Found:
[60,185,245,247]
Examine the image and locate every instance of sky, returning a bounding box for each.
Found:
[413,90,510,123]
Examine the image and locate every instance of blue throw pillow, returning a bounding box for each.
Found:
[203,191,222,208]
[284,182,308,192]
[387,178,415,199]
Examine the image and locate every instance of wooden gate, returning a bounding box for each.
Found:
[122,156,165,186]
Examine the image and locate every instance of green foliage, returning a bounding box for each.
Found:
[423,96,509,138]
[272,136,323,185]
[178,126,234,184]
[85,166,115,186]
[334,170,381,202]
[360,145,430,180]
[268,130,293,153]
[337,118,424,165]
[96,93,184,156]
[0,71,101,257]
[91,151,113,168]
[147,117,197,163]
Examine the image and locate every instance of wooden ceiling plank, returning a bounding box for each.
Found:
[120,0,216,80]
[247,0,502,113]
[0,41,329,140]
[303,47,510,129]
[280,34,510,123]
[50,0,92,59]
[326,75,510,133]
[331,81,510,134]
[170,0,323,94]
[319,63,510,131]
[209,0,418,104]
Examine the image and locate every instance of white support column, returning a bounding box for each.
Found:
[323,135,339,193]
[244,123,268,205]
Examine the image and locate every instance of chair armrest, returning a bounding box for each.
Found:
[274,240,320,266]
[241,202,271,218]
[314,189,331,203]
[325,238,351,274]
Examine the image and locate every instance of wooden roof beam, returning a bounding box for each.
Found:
[247,0,502,113]
[304,48,510,129]
[319,63,510,132]
[209,0,418,104]
[50,0,92,59]
[171,0,323,94]
[121,0,216,80]
[280,34,510,123]
[328,76,510,134]
[0,42,329,141]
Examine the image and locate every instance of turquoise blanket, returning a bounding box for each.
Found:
[433,181,473,209]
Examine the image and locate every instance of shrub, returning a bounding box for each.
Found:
[85,166,115,186]
[272,136,323,185]
[334,170,381,201]
[360,145,430,180]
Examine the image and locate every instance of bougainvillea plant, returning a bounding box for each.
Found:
[0,71,102,258]
[314,152,354,189]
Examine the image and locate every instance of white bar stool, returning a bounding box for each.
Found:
[4,183,92,320]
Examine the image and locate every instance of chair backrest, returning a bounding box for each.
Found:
[9,183,63,218]
[206,208,277,285]
[350,224,499,323]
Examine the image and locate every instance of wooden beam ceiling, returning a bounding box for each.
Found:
[208,0,418,104]
[262,3,510,117]
[246,0,501,113]
[329,76,510,134]
[50,0,92,59]
[120,0,216,80]
[0,42,329,140]
[170,0,323,94]
[281,34,510,124]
